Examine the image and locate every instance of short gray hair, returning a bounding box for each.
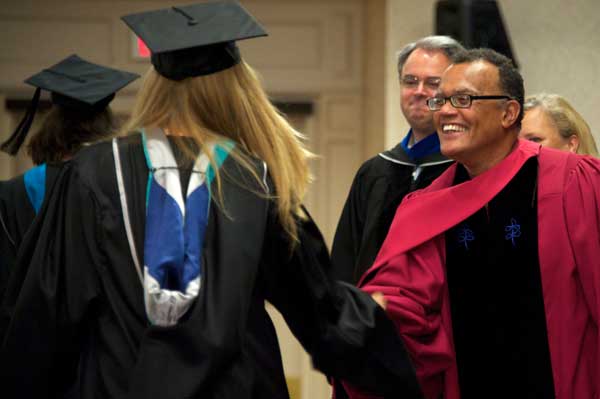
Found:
[396,35,464,76]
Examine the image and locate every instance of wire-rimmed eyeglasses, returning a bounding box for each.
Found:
[426,94,512,111]
[400,75,442,91]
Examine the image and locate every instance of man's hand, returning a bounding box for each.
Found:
[371,292,387,310]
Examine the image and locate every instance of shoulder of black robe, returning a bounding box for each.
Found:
[1,134,420,398]
[0,156,102,397]
[330,151,406,283]
[0,180,25,299]
[0,164,64,245]
[331,142,452,285]
[330,145,414,284]
[0,175,35,273]
[0,163,63,308]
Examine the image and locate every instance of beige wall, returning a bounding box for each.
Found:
[363,0,387,158]
[502,0,600,141]
[385,0,438,148]
[384,0,600,149]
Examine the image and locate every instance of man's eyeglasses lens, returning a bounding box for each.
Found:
[401,75,441,90]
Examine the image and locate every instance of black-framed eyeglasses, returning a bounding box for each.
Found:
[426,94,512,111]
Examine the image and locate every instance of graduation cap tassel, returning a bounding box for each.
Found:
[0,88,41,155]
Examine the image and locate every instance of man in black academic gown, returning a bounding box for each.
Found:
[330,36,464,285]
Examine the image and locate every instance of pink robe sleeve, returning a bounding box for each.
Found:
[564,156,600,394]
[357,236,455,399]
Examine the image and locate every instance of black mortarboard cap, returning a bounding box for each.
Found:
[121,1,268,81]
[1,54,139,155]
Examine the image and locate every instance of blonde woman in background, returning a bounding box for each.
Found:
[520,93,598,156]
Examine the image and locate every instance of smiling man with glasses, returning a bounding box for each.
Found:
[330,36,464,287]
[353,48,600,399]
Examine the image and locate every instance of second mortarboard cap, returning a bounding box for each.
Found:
[1,54,140,155]
[122,1,268,81]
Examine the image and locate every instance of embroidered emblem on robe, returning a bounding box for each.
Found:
[504,217,522,247]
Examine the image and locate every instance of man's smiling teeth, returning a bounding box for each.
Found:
[442,124,467,132]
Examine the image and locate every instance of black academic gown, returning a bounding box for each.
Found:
[0,164,62,299]
[1,134,421,399]
[330,142,452,284]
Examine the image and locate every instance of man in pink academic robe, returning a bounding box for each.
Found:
[343,48,600,399]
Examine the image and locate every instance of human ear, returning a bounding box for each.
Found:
[501,100,520,128]
[566,134,580,153]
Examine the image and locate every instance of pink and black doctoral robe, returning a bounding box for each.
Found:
[349,139,600,399]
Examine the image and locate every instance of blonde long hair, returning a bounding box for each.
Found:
[121,61,313,242]
[524,93,598,157]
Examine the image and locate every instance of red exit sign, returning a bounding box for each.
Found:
[136,37,151,58]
